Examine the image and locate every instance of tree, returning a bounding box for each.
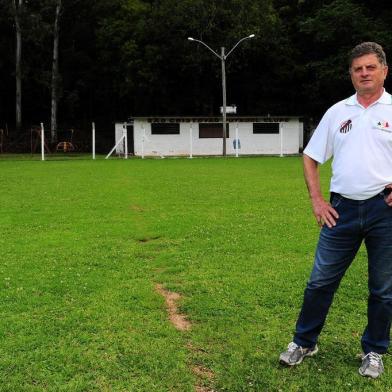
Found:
[4,0,392,150]
[51,0,62,141]
[290,0,376,115]
[12,0,23,133]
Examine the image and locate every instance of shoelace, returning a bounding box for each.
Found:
[287,342,301,353]
[365,352,382,368]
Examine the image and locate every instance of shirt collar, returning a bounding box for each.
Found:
[345,89,392,106]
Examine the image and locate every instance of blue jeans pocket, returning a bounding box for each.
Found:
[331,193,343,208]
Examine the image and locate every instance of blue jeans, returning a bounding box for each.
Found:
[294,192,392,354]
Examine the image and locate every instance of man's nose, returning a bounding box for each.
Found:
[360,67,369,76]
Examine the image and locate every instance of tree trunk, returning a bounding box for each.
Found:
[13,0,23,134]
[51,0,61,143]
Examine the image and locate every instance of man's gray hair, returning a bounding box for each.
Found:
[349,42,387,68]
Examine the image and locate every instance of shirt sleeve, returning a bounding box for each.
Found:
[303,109,334,164]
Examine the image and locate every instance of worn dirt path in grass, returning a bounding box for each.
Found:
[193,365,215,392]
[155,284,215,391]
[155,284,191,331]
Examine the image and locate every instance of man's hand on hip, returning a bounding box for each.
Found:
[311,197,339,228]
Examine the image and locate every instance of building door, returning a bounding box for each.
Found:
[127,124,134,155]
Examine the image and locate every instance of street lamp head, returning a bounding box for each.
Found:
[248,34,255,38]
[188,37,195,41]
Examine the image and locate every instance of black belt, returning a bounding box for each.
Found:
[330,188,392,203]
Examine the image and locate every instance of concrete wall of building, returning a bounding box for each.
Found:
[115,118,303,157]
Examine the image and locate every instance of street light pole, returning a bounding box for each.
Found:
[221,46,227,156]
[188,34,255,156]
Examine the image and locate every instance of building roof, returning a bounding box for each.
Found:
[130,116,303,123]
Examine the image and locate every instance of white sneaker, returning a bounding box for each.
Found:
[359,352,384,379]
[279,342,318,366]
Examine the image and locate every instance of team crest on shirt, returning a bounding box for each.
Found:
[377,121,389,128]
[339,119,352,133]
[375,120,392,133]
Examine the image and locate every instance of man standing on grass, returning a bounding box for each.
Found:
[279,42,392,379]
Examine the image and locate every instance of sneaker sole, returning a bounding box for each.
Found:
[279,345,319,366]
[358,368,383,379]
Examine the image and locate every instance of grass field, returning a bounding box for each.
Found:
[0,155,389,391]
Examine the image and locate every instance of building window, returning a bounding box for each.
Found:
[199,123,229,138]
[253,122,280,134]
[151,123,180,135]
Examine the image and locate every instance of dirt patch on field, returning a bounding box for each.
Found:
[129,204,145,212]
[155,284,191,331]
[156,285,215,391]
[195,386,215,392]
[193,365,215,392]
[189,345,215,391]
[192,365,214,379]
[138,236,161,243]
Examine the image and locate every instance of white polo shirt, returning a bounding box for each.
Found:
[304,90,392,200]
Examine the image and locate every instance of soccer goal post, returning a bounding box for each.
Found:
[41,122,45,161]
[106,123,128,159]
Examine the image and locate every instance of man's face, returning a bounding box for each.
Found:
[350,53,388,95]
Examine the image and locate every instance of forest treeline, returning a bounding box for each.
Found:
[1,0,392,145]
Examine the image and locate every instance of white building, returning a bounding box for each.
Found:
[114,116,303,157]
